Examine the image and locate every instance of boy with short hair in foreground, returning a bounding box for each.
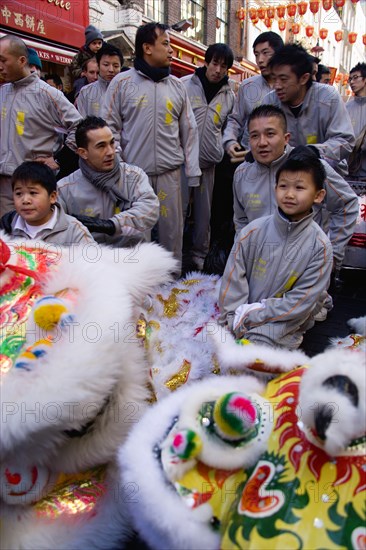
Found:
[219,148,333,349]
[1,161,94,245]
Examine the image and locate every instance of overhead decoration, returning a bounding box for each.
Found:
[278,18,287,31]
[287,2,297,16]
[363,33,366,46]
[334,29,343,41]
[264,17,273,27]
[276,4,286,17]
[257,6,266,19]
[319,27,328,39]
[292,22,300,34]
[305,25,314,37]
[309,0,320,14]
[298,1,308,15]
[249,7,257,20]
[266,6,275,18]
[322,0,333,10]
[348,31,357,44]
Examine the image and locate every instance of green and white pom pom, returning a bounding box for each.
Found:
[213,392,260,442]
[170,429,202,460]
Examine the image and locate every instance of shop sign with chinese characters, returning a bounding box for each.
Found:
[1,0,88,48]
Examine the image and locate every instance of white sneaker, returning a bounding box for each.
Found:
[314,307,328,322]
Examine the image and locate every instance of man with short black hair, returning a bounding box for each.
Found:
[77,43,123,117]
[0,34,82,215]
[181,43,235,269]
[223,31,284,161]
[45,74,64,91]
[263,43,355,173]
[57,116,159,247]
[102,22,200,270]
[316,64,331,85]
[346,62,366,180]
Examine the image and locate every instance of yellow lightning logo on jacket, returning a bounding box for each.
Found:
[15,111,25,136]
[165,99,173,125]
[274,271,300,297]
[213,103,222,125]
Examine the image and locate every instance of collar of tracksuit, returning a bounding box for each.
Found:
[195,66,228,104]
[134,57,170,82]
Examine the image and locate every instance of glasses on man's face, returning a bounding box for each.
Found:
[349,75,363,82]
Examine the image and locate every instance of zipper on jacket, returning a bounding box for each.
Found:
[153,83,157,174]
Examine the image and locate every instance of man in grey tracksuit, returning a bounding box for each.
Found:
[77,43,123,118]
[101,22,200,269]
[0,35,82,215]
[234,140,358,270]
[5,203,95,246]
[223,31,284,162]
[57,117,159,247]
[346,62,366,181]
[181,44,235,268]
[220,152,333,349]
[263,44,355,175]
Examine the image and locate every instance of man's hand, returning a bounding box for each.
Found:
[34,156,60,170]
[226,142,248,163]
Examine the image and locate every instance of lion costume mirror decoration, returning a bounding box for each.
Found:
[1,233,365,549]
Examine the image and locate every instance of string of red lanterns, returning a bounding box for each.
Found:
[235,1,365,46]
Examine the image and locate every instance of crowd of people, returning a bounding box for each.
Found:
[0,23,364,350]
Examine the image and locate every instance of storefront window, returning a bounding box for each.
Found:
[145,0,165,23]
[216,0,228,43]
[181,0,205,43]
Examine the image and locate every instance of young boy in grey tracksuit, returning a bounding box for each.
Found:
[219,148,333,349]
[1,162,94,246]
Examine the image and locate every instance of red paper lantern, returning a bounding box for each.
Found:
[248,7,257,20]
[267,6,275,19]
[363,34,366,46]
[342,74,349,85]
[334,0,345,7]
[319,27,328,40]
[264,17,273,28]
[309,0,320,14]
[251,16,259,25]
[306,25,314,37]
[348,31,357,44]
[298,1,308,15]
[278,18,287,31]
[257,6,266,19]
[322,0,332,10]
[350,0,359,3]
[276,5,286,18]
[237,7,246,21]
[287,2,297,17]
[292,23,300,34]
[334,30,343,42]
[335,73,342,83]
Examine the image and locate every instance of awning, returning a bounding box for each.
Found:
[0,31,77,65]
[102,30,135,63]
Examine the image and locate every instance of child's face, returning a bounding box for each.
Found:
[275,170,325,221]
[13,181,57,226]
[88,39,103,53]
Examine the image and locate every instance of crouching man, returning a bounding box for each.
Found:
[57,116,160,246]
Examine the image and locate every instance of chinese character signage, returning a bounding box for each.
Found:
[1,0,89,48]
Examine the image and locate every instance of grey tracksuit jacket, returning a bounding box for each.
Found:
[223,74,271,151]
[0,73,81,176]
[57,161,159,245]
[219,209,333,348]
[262,83,355,166]
[77,76,109,118]
[345,96,366,179]
[101,68,201,181]
[181,73,235,168]
[9,204,94,245]
[233,146,358,268]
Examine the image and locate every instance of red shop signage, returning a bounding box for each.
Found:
[0,0,89,48]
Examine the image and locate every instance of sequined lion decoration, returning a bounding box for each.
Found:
[119,339,366,549]
[0,235,177,550]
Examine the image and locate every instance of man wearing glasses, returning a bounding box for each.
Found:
[346,63,366,180]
